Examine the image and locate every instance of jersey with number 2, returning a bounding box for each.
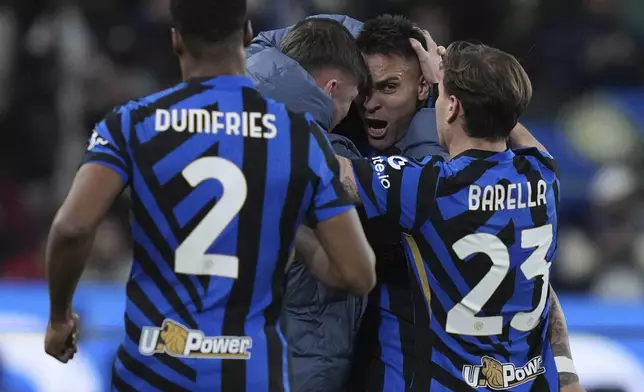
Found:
[84,75,354,392]
[353,149,560,391]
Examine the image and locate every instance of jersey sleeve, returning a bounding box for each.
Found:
[304,114,355,226]
[83,110,131,184]
[513,147,558,176]
[352,155,443,230]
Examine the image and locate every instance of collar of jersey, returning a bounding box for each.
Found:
[452,148,515,162]
[187,75,254,89]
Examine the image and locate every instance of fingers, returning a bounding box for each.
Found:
[409,38,424,55]
[410,36,445,58]
[44,314,80,364]
[419,29,437,50]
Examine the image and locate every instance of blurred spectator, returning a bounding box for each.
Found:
[0,0,641,300]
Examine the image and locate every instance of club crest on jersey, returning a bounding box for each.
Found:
[139,319,252,360]
[462,356,545,390]
[87,130,109,151]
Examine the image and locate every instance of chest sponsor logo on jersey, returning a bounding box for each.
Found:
[371,155,408,189]
[87,130,109,151]
[462,355,545,390]
[138,319,252,359]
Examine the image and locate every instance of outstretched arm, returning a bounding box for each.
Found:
[548,286,585,392]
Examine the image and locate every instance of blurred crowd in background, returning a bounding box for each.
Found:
[1,0,643,297]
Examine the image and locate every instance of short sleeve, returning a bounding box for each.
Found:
[304,114,355,225]
[83,111,131,184]
[352,155,443,230]
[513,147,558,176]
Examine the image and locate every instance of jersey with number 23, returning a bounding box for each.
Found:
[353,148,560,391]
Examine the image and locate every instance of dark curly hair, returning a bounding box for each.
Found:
[170,0,246,45]
[356,15,427,58]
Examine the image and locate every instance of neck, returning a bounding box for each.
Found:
[447,131,507,159]
[180,46,246,81]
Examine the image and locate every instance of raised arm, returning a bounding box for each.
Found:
[509,123,549,153]
[548,286,585,392]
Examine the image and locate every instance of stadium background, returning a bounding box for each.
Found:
[0,0,643,390]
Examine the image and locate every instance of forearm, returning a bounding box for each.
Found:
[509,123,548,153]
[294,226,350,291]
[46,225,95,322]
[547,285,579,387]
[336,156,361,204]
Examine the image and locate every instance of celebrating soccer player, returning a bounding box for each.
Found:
[246,16,371,392]
[337,36,585,391]
[42,1,376,391]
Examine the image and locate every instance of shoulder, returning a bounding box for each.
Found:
[108,82,192,121]
[513,147,557,174]
[327,134,362,159]
[368,154,445,173]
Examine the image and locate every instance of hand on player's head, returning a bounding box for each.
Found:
[44,312,80,363]
[409,28,445,85]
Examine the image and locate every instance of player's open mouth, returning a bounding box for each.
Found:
[366,119,388,140]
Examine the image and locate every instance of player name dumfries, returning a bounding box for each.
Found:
[469,180,547,211]
[155,109,277,139]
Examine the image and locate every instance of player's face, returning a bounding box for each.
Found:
[363,53,427,151]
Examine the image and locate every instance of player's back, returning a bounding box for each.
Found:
[87,75,353,392]
[409,148,559,391]
[352,148,560,391]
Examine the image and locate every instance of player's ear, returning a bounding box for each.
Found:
[446,95,460,124]
[243,19,253,48]
[323,79,338,95]
[417,75,430,102]
[171,28,185,57]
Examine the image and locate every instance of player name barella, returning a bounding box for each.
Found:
[468,180,547,211]
[155,109,277,139]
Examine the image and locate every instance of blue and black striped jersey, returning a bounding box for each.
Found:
[353,149,560,391]
[350,218,421,392]
[84,75,354,392]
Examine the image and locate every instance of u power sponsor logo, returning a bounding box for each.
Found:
[462,355,545,390]
[139,319,252,359]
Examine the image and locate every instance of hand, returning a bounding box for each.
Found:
[409,29,446,85]
[44,312,80,363]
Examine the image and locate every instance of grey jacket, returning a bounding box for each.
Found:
[246,14,365,392]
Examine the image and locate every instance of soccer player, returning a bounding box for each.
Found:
[337,39,583,391]
[349,16,447,392]
[247,17,371,392]
[356,15,441,157]
[42,0,376,391]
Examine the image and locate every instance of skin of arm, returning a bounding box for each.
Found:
[336,156,361,204]
[47,164,124,321]
[294,225,361,293]
[548,286,585,391]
